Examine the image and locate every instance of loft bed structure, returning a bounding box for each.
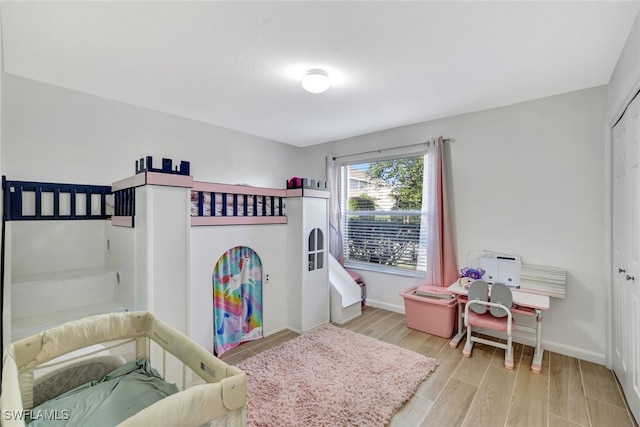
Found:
[1,177,119,350]
[0,155,359,425]
[2,178,111,221]
[109,157,330,354]
[110,156,288,228]
[2,156,337,356]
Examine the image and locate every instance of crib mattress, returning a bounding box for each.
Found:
[27,358,177,426]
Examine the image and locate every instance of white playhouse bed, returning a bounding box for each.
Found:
[1,311,247,426]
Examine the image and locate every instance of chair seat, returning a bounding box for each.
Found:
[467,311,515,332]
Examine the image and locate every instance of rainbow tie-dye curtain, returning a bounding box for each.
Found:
[213,246,263,355]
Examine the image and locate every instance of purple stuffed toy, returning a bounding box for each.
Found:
[460,267,485,280]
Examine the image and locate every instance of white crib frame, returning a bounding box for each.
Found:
[0,311,247,427]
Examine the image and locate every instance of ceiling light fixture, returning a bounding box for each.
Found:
[301,69,331,94]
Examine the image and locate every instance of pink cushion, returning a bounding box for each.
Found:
[467,311,514,332]
[346,270,362,282]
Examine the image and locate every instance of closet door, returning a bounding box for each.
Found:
[627,96,640,422]
[612,114,627,383]
[613,93,640,421]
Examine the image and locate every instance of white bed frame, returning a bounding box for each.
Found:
[0,311,247,426]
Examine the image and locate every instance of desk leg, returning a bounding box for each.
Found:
[531,309,543,374]
[449,298,466,348]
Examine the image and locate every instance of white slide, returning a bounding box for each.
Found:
[329,256,362,308]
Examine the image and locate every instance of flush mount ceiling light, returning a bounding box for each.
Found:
[301,69,331,94]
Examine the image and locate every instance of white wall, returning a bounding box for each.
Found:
[1,18,8,351]
[607,12,640,123]
[190,225,288,353]
[105,222,135,312]
[11,221,107,276]
[2,74,297,187]
[300,87,608,363]
[145,186,191,334]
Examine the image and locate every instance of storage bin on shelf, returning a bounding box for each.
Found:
[400,285,457,338]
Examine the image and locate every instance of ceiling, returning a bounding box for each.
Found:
[2,1,639,147]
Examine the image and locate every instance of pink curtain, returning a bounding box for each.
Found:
[327,157,345,264]
[419,136,458,287]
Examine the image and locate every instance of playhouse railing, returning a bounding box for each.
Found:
[2,177,111,221]
[190,182,287,226]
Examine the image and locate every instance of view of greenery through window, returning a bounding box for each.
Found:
[342,156,424,271]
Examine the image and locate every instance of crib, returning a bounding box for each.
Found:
[0,311,247,426]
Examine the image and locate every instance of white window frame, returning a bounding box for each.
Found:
[340,153,425,276]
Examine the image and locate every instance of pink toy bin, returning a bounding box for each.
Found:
[400,285,457,338]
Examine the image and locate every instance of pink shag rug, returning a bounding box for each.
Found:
[237,324,437,427]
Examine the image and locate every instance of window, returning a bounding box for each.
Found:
[308,228,324,271]
[341,155,424,272]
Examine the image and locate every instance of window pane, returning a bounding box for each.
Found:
[308,229,316,252]
[341,156,424,271]
[345,212,421,269]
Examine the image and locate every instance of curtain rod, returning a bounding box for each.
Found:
[332,138,454,161]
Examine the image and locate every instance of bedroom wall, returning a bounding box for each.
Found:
[2,75,295,187]
[297,86,608,364]
[0,25,7,350]
[607,11,640,123]
[1,75,610,362]
[2,74,298,341]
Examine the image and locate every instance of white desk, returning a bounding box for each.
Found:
[446,282,550,373]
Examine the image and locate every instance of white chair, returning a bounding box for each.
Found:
[462,281,515,370]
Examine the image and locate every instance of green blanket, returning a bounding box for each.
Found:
[28,358,178,426]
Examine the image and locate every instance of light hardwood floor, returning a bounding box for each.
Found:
[220,306,638,427]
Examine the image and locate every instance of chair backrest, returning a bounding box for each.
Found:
[489,282,513,318]
[468,280,489,314]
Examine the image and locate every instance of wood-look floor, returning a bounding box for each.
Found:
[220,306,638,427]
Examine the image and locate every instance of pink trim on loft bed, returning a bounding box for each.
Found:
[191,216,288,226]
[111,174,146,191]
[111,216,134,227]
[112,172,192,191]
[145,172,193,188]
[192,181,287,197]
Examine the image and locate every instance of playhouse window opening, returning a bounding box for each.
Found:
[341,155,425,273]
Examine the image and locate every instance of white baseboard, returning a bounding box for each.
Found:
[365,302,607,365]
[265,326,291,336]
[365,299,405,314]
[333,311,362,325]
[542,341,606,366]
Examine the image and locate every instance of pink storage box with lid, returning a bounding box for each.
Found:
[400,285,457,338]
